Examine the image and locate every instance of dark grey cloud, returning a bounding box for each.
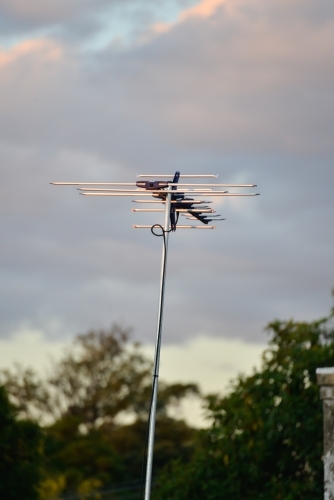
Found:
[0,0,333,345]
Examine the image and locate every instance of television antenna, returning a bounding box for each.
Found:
[51,171,259,500]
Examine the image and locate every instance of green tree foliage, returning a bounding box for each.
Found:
[1,325,198,427]
[0,324,199,497]
[155,313,334,499]
[0,386,43,500]
[1,325,152,426]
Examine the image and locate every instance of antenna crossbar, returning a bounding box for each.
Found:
[133,224,216,229]
[136,174,218,178]
[132,208,214,213]
[78,188,226,193]
[132,200,211,204]
[52,182,256,187]
[80,192,258,197]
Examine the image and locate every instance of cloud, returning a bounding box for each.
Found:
[180,0,225,18]
[2,2,333,156]
[153,0,226,33]
[138,2,334,156]
[0,0,333,347]
[0,0,78,23]
[1,0,333,155]
[0,39,62,66]
[0,0,200,49]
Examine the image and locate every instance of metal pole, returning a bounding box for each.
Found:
[317,368,334,500]
[144,188,172,500]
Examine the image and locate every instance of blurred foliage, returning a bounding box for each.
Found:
[0,325,152,426]
[77,478,102,500]
[4,308,333,500]
[0,385,43,500]
[155,312,334,499]
[0,324,199,498]
[38,475,65,500]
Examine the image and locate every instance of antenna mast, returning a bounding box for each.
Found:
[51,171,259,499]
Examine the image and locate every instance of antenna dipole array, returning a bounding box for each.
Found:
[51,171,259,500]
[52,172,258,231]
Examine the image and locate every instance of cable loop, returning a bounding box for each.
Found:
[150,223,173,237]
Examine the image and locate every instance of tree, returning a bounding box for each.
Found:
[155,311,334,499]
[1,324,152,427]
[1,324,198,429]
[0,324,199,496]
[0,386,43,500]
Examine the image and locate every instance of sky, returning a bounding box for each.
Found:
[1,0,334,415]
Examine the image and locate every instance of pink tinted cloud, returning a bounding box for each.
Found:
[0,0,332,157]
[139,0,334,155]
[153,0,226,34]
[0,39,62,67]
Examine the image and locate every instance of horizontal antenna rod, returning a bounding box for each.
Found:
[132,208,214,213]
[132,200,212,204]
[80,192,259,197]
[178,184,256,187]
[133,225,216,229]
[52,182,256,187]
[78,188,223,193]
[186,217,225,221]
[181,213,219,217]
[51,182,135,186]
[136,174,218,178]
